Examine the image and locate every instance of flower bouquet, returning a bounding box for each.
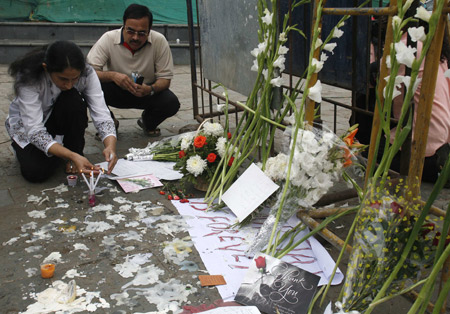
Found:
[246,125,362,255]
[175,121,234,191]
[339,178,440,313]
[126,135,182,162]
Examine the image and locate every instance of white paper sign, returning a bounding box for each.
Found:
[201,306,261,313]
[172,199,344,301]
[222,163,279,222]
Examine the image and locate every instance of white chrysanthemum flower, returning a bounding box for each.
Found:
[251,59,259,72]
[415,6,431,22]
[299,130,321,154]
[324,43,337,54]
[202,122,224,137]
[315,38,323,50]
[289,167,307,187]
[270,76,283,87]
[262,8,273,25]
[337,21,345,28]
[186,155,207,177]
[278,45,289,55]
[386,55,391,69]
[311,172,333,190]
[264,153,288,181]
[303,187,325,206]
[322,132,335,148]
[262,69,269,80]
[333,28,344,38]
[273,55,286,71]
[308,80,322,103]
[392,16,402,29]
[180,133,194,151]
[445,69,450,78]
[408,26,427,42]
[279,32,287,42]
[312,58,324,73]
[320,52,329,62]
[215,137,227,157]
[394,41,417,68]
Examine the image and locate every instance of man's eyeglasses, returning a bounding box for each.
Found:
[125,27,148,37]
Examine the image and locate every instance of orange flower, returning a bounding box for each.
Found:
[343,158,353,167]
[343,147,353,167]
[207,153,217,163]
[344,128,358,146]
[193,135,207,148]
[179,150,186,158]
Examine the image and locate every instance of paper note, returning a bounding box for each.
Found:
[221,163,279,222]
[99,159,183,181]
[201,306,262,314]
[199,275,227,286]
[116,174,163,193]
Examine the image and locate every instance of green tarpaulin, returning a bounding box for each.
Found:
[0,0,196,24]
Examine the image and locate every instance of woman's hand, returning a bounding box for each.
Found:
[102,135,118,174]
[72,154,100,174]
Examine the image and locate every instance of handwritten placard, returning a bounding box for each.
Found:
[235,253,320,314]
[221,163,279,222]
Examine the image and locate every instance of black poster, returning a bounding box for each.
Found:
[235,253,320,314]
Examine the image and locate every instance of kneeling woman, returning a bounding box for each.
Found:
[6,40,118,182]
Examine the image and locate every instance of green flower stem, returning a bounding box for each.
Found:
[320,202,362,306]
[366,153,450,314]
[410,242,450,314]
[366,279,426,310]
[265,0,325,255]
[235,101,287,129]
[432,256,450,314]
[308,285,326,314]
[275,206,358,259]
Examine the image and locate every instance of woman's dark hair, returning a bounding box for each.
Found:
[9,40,85,92]
[123,4,153,29]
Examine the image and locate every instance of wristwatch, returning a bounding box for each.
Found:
[149,85,155,96]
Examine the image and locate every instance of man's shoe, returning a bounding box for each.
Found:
[137,118,161,137]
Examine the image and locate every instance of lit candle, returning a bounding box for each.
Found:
[40,263,55,278]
